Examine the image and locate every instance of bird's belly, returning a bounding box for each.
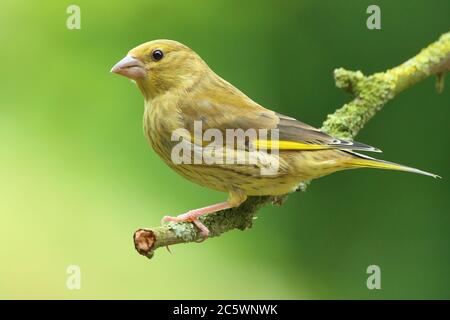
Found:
[167,162,301,196]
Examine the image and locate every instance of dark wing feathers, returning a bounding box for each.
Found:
[274,112,381,152]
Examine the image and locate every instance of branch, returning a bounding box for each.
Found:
[134,31,450,259]
[322,31,450,139]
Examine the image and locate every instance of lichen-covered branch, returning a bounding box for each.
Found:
[134,196,273,258]
[322,32,450,139]
[134,31,450,259]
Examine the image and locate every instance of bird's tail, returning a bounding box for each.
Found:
[344,151,440,178]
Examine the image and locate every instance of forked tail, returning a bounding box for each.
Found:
[344,151,441,178]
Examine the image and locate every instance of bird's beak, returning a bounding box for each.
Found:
[110,55,146,80]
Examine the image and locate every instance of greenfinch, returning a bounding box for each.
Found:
[111,39,438,237]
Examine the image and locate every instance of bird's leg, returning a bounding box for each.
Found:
[161,190,247,238]
[162,202,231,237]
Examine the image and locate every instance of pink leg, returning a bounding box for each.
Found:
[161,201,232,237]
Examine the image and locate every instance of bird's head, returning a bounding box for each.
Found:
[111,39,207,100]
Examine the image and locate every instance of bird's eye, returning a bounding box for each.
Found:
[151,49,164,61]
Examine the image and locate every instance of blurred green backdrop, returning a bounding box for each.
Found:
[0,0,449,299]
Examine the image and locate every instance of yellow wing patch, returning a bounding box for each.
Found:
[253,140,333,151]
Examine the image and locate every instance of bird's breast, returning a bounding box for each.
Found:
[143,100,179,164]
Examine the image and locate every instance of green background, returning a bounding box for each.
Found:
[0,0,449,299]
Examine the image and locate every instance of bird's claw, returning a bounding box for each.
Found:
[161,214,210,240]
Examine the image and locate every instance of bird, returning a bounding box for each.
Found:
[111,39,439,238]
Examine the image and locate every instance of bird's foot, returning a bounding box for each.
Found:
[161,213,210,238]
[161,201,236,241]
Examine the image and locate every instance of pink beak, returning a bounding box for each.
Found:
[110,55,146,80]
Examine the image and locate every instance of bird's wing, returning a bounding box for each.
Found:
[264,112,381,152]
[180,88,380,152]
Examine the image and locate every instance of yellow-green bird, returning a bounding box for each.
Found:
[111,39,438,237]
